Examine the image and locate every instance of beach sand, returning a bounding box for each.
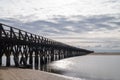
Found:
[0,67,80,80]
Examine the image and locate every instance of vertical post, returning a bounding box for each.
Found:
[44,49,47,64]
[51,49,54,61]
[40,48,44,66]
[0,23,2,66]
[47,49,50,63]
[29,47,33,65]
[62,50,64,59]
[29,52,33,65]
[32,52,35,70]
[0,55,2,66]
[54,49,56,61]
[5,46,10,66]
[38,54,40,70]
[35,51,38,69]
[58,50,60,60]
[40,55,43,70]
[14,55,19,67]
[6,55,10,66]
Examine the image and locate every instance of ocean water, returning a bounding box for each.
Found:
[48,55,120,80]
[1,55,120,80]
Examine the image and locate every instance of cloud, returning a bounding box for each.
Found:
[1,14,120,37]
[1,0,120,19]
[0,13,120,52]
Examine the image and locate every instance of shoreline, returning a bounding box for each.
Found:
[1,54,120,80]
[0,67,81,80]
[89,53,120,55]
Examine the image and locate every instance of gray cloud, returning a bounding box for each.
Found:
[0,14,120,52]
[24,14,120,35]
[1,14,120,36]
[105,0,120,3]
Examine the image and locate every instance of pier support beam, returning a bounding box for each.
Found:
[5,45,11,67]
[29,48,33,65]
[50,49,54,61]
[35,52,38,69]
[0,45,2,66]
[6,55,10,66]
[14,55,19,67]
[0,54,2,66]
[29,53,33,65]
[40,56,44,65]
[0,24,2,66]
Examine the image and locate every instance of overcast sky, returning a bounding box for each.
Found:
[0,0,120,52]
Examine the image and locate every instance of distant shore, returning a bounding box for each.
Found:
[90,52,120,55]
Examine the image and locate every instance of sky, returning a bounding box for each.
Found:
[0,0,120,52]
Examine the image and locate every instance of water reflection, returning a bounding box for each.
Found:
[49,60,72,70]
[47,55,120,80]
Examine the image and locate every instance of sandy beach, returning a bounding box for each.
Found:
[0,67,81,80]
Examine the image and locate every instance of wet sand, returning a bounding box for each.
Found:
[90,52,120,55]
[0,67,80,80]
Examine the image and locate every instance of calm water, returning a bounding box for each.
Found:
[1,55,120,80]
[48,55,120,80]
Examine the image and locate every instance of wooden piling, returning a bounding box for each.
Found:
[0,53,2,66]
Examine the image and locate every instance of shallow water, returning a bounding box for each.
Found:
[48,55,120,80]
[1,55,120,80]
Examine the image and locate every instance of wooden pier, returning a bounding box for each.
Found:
[0,23,93,69]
